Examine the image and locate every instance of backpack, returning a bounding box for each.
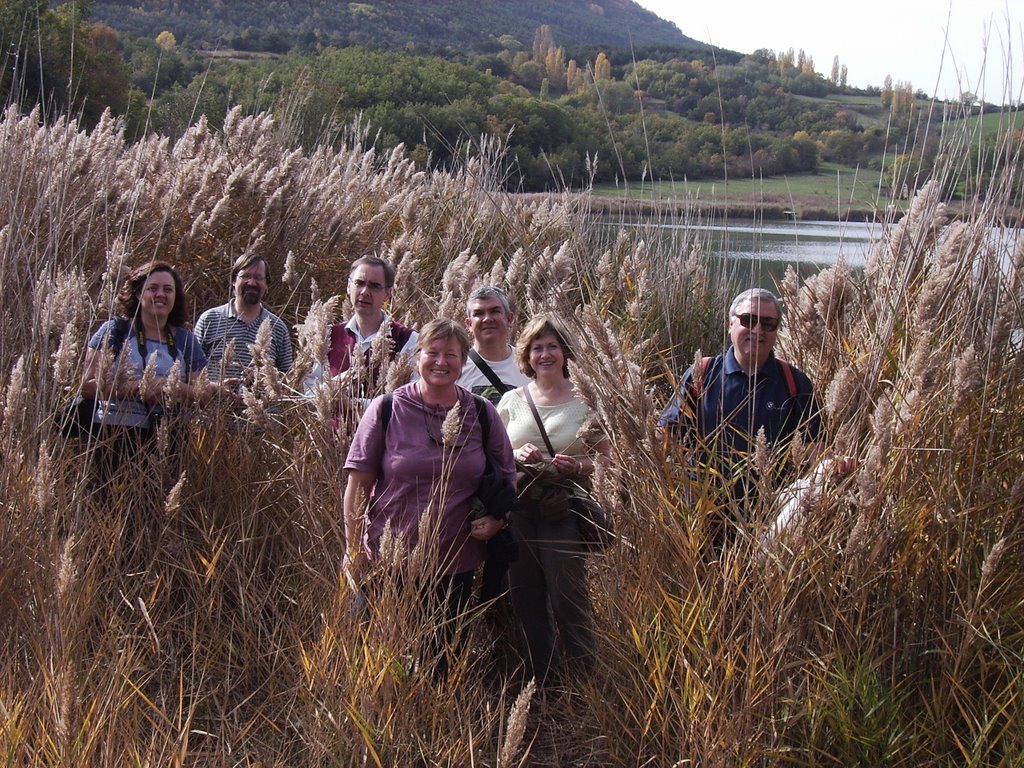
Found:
[58,316,188,439]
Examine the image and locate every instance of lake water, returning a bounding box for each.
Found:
[627,218,1021,294]
[689,220,879,267]
[614,218,879,294]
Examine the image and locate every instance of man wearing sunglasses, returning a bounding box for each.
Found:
[659,288,822,539]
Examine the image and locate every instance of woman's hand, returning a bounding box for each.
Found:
[342,550,366,592]
[515,443,543,465]
[553,453,586,476]
[470,515,505,541]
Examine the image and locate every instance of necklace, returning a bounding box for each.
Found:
[417,388,471,448]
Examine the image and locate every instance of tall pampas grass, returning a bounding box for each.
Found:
[0,82,1022,766]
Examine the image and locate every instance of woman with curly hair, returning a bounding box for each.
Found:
[80,260,210,442]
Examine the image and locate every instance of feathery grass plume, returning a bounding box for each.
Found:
[913,221,976,326]
[2,355,27,433]
[440,401,463,447]
[369,316,396,366]
[250,316,284,399]
[154,411,173,456]
[858,393,894,512]
[32,440,54,514]
[959,537,1010,660]
[778,258,858,382]
[977,537,1006,598]
[437,249,481,320]
[596,244,620,304]
[377,518,407,572]
[98,240,130,314]
[824,365,861,454]
[752,425,771,481]
[282,249,297,287]
[50,324,81,390]
[137,351,159,406]
[241,384,271,429]
[54,533,77,610]
[498,679,535,768]
[384,351,416,394]
[161,358,185,409]
[503,247,530,305]
[951,343,978,437]
[42,268,89,337]
[291,295,340,389]
[165,471,187,516]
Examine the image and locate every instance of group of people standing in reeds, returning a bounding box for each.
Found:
[75,252,848,684]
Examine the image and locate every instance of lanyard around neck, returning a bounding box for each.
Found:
[133,315,177,361]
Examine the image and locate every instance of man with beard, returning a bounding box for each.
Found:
[658,288,823,543]
[195,254,294,384]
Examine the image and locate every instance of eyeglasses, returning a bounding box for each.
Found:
[350,277,387,292]
[735,313,780,332]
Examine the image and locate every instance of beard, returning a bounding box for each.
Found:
[241,288,262,306]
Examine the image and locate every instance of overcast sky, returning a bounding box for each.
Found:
[635,0,1021,104]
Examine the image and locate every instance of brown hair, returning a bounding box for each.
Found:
[515,314,574,379]
[117,260,187,327]
[350,255,396,289]
[231,253,271,283]
[416,318,472,364]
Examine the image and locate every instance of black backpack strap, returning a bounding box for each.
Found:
[471,393,490,444]
[380,392,394,434]
[107,316,131,354]
[468,348,512,395]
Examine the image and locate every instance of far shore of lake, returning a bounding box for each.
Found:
[518,191,1022,226]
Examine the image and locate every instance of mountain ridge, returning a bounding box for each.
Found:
[93,0,711,55]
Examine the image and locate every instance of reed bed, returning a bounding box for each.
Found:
[0,103,1022,766]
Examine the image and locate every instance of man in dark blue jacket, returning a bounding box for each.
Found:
[659,289,822,541]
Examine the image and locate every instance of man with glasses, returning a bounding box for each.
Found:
[195,253,294,383]
[659,288,822,539]
[320,256,418,392]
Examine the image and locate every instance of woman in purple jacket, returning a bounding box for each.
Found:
[343,318,515,672]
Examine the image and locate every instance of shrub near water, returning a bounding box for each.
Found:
[0,105,1022,765]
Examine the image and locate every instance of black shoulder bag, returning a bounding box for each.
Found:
[521,386,614,553]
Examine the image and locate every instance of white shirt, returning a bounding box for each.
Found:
[457,345,530,404]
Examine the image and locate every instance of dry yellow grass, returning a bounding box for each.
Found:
[1,102,1022,766]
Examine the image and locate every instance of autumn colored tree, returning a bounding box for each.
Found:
[881,75,894,108]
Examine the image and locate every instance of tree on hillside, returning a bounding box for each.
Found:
[881,75,893,108]
[1,0,129,124]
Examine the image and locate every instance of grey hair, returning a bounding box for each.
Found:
[466,285,512,317]
[729,288,783,318]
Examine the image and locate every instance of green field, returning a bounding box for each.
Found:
[591,163,891,212]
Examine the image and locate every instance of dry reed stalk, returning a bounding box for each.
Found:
[2,96,1023,765]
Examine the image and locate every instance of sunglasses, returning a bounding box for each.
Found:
[735,313,780,332]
